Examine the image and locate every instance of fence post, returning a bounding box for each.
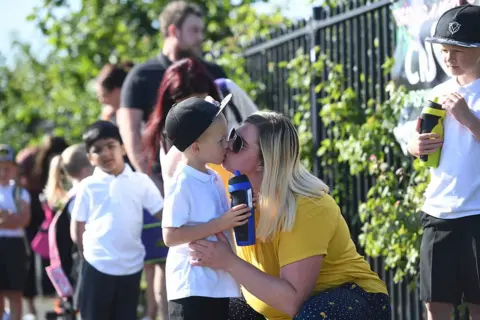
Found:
[309,6,323,178]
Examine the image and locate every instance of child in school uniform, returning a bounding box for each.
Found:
[70,121,164,320]
[0,144,31,320]
[407,4,480,318]
[162,95,252,320]
[43,143,93,314]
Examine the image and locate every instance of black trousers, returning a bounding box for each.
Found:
[79,261,142,320]
[169,296,230,320]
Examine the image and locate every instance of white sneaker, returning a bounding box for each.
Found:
[22,314,36,320]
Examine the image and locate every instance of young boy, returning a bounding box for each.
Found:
[162,95,252,320]
[70,121,164,320]
[0,144,31,320]
[408,5,480,319]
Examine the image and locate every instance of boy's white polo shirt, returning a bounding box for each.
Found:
[0,181,30,237]
[162,164,241,300]
[422,77,480,219]
[71,165,163,276]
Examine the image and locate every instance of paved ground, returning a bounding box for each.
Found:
[3,297,56,320]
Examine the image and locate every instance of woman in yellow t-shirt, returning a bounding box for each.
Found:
[189,112,390,320]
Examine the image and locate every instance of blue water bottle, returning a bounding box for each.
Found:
[228,171,255,246]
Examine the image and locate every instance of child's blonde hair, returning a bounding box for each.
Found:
[44,144,91,207]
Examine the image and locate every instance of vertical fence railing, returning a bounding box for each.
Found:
[242,1,470,319]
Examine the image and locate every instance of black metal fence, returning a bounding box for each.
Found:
[242,1,468,319]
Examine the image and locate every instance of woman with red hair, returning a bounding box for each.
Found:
[143,58,224,183]
[143,57,262,320]
[142,58,222,320]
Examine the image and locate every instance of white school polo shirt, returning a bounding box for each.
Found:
[422,77,480,219]
[71,165,163,275]
[162,164,241,300]
[0,181,30,237]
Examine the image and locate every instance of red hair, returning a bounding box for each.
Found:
[143,58,221,172]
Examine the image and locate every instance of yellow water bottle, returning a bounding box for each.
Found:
[417,98,446,168]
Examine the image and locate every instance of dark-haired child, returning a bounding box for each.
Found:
[70,121,163,320]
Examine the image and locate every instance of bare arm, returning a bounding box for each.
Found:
[117,108,146,172]
[163,220,222,247]
[227,255,323,317]
[190,234,323,317]
[163,205,250,247]
[0,201,30,229]
[71,220,86,258]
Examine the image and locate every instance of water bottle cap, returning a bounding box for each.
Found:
[234,170,241,176]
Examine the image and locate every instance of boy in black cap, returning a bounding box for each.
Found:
[0,144,31,320]
[162,94,251,320]
[407,4,480,319]
[71,121,164,320]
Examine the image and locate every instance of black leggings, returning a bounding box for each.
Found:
[228,283,391,320]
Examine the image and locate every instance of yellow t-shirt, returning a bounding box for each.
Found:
[236,194,388,320]
[209,163,232,194]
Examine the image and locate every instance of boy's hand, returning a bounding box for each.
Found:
[407,132,443,157]
[217,204,251,231]
[443,92,473,125]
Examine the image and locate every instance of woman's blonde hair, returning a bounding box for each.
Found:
[44,144,91,207]
[245,111,329,241]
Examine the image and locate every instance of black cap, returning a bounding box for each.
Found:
[425,5,480,48]
[165,94,232,152]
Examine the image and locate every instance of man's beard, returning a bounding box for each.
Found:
[175,47,202,60]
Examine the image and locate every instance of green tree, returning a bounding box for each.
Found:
[0,0,287,150]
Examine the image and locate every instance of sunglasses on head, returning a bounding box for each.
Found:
[228,128,245,153]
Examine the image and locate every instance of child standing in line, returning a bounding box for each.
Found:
[162,95,251,320]
[408,4,480,319]
[0,145,31,320]
[43,144,93,313]
[70,121,164,320]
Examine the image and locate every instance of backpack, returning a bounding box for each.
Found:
[31,194,54,259]
[142,209,168,263]
[45,196,75,298]
[215,78,243,125]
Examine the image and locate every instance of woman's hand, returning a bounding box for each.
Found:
[188,232,238,270]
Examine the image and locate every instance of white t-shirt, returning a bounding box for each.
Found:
[71,165,164,275]
[422,77,480,219]
[162,165,241,300]
[0,181,31,237]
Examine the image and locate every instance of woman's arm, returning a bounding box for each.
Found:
[190,233,323,317]
[229,254,323,317]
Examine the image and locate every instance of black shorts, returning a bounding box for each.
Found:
[79,260,142,320]
[420,212,480,305]
[0,237,29,291]
[169,296,230,320]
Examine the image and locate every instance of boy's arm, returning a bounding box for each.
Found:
[142,174,164,221]
[163,205,250,247]
[0,200,30,229]
[70,183,90,258]
[444,92,480,141]
[163,220,221,247]
[71,221,85,258]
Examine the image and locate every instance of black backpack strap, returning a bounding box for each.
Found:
[217,79,243,124]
